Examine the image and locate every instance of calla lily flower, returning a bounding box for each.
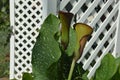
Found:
[73,23,93,61]
[68,23,93,80]
[59,11,74,50]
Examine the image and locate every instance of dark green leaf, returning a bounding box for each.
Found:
[82,71,89,80]
[58,54,72,80]
[111,70,120,80]
[32,14,61,80]
[115,57,120,74]
[95,53,117,80]
[73,63,85,80]
[46,62,58,80]
[22,73,33,80]
[115,57,120,66]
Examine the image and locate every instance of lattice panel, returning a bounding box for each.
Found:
[10,0,46,79]
[10,0,119,79]
[58,0,119,79]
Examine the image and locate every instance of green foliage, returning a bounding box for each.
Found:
[65,28,76,56]
[32,14,61,80]
[110,56,120,80]
[23,11,120,80]
[22,73,33,80]
[82,53,120,80]
[0,0,10,78]
[30,11,93,80]
[81,71,89,80]
[95,53,117,80]
[80,54,120,80]
[0,0,10,31]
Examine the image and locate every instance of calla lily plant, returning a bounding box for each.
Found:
[22,11,93,80]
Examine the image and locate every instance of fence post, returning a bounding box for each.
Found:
[114,1,120,57]
[47,0,57,15]
[10,0,15,79]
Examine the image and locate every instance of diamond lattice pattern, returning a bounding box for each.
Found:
[13,0,44,79]
[58,0,119,78]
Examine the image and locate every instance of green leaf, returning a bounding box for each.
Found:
[111,70,120,80]
[82,71,89,80]
[95,53,117,80]
[57,54,72,80]
[115,57,120,66]
[73,63,85,80]
[22,73,33,80]
[65,28,76,56]
[115,57,120,74]
[46,62,58,80]
[32,14,61,80]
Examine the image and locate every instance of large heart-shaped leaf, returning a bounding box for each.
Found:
[95,53,117,80]
[32,14,61,80]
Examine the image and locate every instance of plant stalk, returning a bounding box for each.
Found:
[68,59,76,80]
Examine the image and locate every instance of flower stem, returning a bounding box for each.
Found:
[68,59,76,80]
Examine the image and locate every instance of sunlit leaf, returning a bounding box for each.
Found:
[32,14,61,80]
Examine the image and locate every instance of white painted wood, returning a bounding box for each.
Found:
[48,0,57,15]
[60,0,70,10]
[89,0,113,27]
[87,21,116,78]
[88,38,115,78]
[78,0,116,63]
[10,35,15,79]
[10,0,15,79]
[78,0,101,23]
[78,0,118,62]
[10,0,47,79]
[70,0,86,14]
[83,19,115,70]
[114,1,120,57]
[83,3,118,70]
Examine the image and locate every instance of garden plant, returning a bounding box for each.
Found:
[0,0,120,79]
[0,0,10,79]
[12,11,120,80]
[22,11,93,80]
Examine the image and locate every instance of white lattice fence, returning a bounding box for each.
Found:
[58,0,120,78]
[10,0,120,79]
[10,0,47,79]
